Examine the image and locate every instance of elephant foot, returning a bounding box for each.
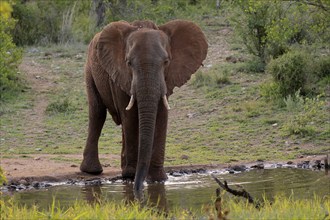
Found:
[122,166,136,181]
[147,166,167,183]
[80,158,103,175]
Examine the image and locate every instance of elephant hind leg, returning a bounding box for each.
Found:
[80,75,106,174]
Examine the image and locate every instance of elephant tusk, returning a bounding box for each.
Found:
[163,95,171,110]
[126,95,135,110]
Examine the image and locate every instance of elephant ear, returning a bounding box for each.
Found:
[97,21,137,95]
[159,20,208,95]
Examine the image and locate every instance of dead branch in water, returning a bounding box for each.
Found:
[211,174,261,209]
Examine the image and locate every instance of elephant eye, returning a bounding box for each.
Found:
[126,60,132,67]
[164,58,170,66]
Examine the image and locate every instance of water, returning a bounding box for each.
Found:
[3,168,330,211]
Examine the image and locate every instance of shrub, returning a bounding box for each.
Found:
[283,89,304,112]
[315,55,330,78]
[192,65,231,89]
[0,166,7,185]
[259,81,282,103]
[46,98,76,115]
[0,4,22,101]
[283,94,326,137]
[266,50,312,97]
[230,0,330,66]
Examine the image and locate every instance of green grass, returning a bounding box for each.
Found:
[1,195,329,220]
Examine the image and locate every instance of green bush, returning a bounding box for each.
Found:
[230,0,330,66]
[283,94,326,137]
[192,65,231,89]
[12,1,79,45]
[0,166,7,185]
[46,98,76,115]
[259,81,282,103]
[266,50,312,97]
[0,15,22,101]
[315,56,330,78]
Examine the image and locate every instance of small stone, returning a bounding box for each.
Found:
[171,172,183,177]
[35,148,42,151]
[70,164,78,167]
[251,163,264,169]
[28,48,39,53]
[19,179,28,186]
[231,165,247,172]
[75,54,83,60]
[32,181,40,188]
[187,113,196,118]
[180,155,189,160]
[272,123,278,127]
[34,157,41,160]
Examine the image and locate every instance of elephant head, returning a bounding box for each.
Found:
[96,20,207,193]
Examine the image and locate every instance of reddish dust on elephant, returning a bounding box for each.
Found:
[79,20,208,194]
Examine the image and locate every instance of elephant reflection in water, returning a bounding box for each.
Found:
[81,183,168,213]
[82,185,103,205]
[123,183,168,213]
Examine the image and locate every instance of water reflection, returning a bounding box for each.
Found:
[81,182,169,213]
[4,168,330,212]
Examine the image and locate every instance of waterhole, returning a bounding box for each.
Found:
[3,168,329,211]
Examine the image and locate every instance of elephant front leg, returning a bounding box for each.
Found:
[121,108,139,180]
[80,84,107,174]
[148,103,168,182]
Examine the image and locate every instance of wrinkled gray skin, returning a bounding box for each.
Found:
[80,20,208,197]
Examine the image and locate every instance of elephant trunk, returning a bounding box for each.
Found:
[133,75,161,194]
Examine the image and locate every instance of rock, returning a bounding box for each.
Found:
[85,179,102,186]
[34,157,41,160]
[180,155,189,160]
[32,181,40,188]
[75,54,83,60]
[228,170,235,174]
[276,163,283,168]
[28,48,39,53]
[231,165,247,172]
[171,172,183,177]
[9,185,18,191]
[251,163,264,169]
[19,179,28,186]
[312,160,322,170]
[35,148,42,151]
[187,113,196,118]
[272,123,278,127]
[70,164,78,167]
[298,161,310,169]
[226,56,239,63]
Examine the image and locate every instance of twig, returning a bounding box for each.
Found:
[211,174,261,208]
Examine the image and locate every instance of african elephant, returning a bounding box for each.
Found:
[80,19,208,194]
